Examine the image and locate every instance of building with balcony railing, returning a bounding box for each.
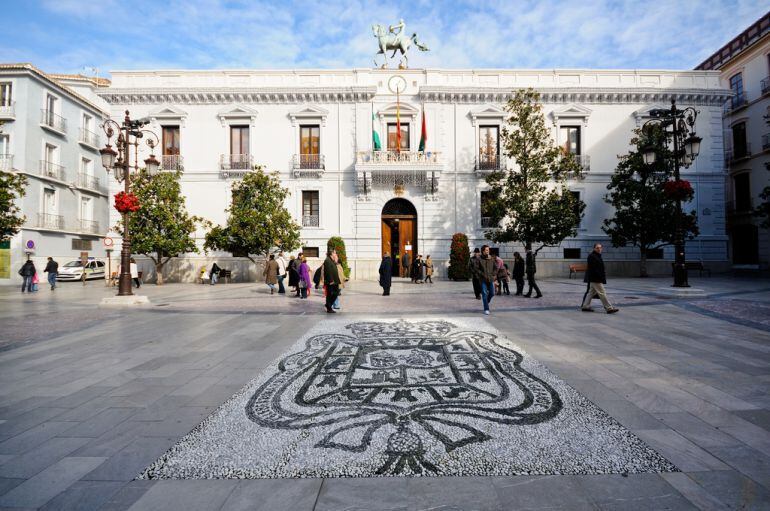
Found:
[293,154,325,178]
[302,214,320,227]
[161,155,184,171]
[0,63,110,286]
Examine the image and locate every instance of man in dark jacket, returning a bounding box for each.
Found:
[581,243,618,314]
[472,245,498,315]
[323,250,341,313]
[523,248,542,298]
[44,257,58,290]
[401,252,410,279]
[379,252,392,296]
[512,252,525,295]
[18,260,36,293]
[470,248,482,299]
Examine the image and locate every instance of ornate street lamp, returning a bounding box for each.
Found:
[641,98,701,288]
[100,111,159,297]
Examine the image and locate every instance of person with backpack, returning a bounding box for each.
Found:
[44,257,58,291]
[18,260,36,293]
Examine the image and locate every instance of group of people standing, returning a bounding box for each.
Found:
[398,253,434,284]
[261,250,346,313]
[17,257,58,293]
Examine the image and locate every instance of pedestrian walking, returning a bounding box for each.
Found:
[209,262,221,285]
[497,259,510,295]
[44,257,58,291]
[523,248,542,298]
[512,252,525,295]
[298,256,311,299]
[130,258,141,288]
[424,255,434,284]
[333,253,345,310]
[581,243,619,314]
[263,254,279,294]
[288,254,300,296]
[401,252,410,279]
[413,255,424,283]
[323,250,341,313]
[18,260,36,293]
[470,248,482,299]
[276,251,287,294]
[472,245,497,315]
[379,252,392,295]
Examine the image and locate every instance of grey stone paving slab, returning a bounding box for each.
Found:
[654,412,744,448]
[38,480,124,511]
[634,429,730,472]
[687,469,770,510]
[736,409,770,432]
[314,478,408,511]
[407,476,501,510]
[492,475,598,510]
[125,480,238,511]
[660,472,736,511]
[60,407,138,438]
[0,477,23,497]
[0,421,77,455]
[81,437,176,482]
[0,437,91,479]
[575,473,698,511]
[0,456,106,508]
[219,479,323,511]
[0,406,71,438]
[97,480,154,511]
[707,445,770,489]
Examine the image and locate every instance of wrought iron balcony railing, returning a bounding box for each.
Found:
[355,150,441,165]
[0,154,12,172]
[0,101,14,118]
[302,214,320,227]
[37,213,64,230]
[475,155,502,173]
[480,216,500,228]
[220,153,252,170]
[293,154,325,170]
[79,127,100,148]
[40,109,67,133]
[762,77,770,96]
[79,219,100,234]
[724,94,749,113]
[725,143,752,166]
[161,154,184,171]
[762,133,770,151]
[77,173,100,191]
[39,160,65,181]
[564,153,591,172]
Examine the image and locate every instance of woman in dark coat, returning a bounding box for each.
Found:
[288,254,300,295]
[512,252,525,296]
[379,253,392,296]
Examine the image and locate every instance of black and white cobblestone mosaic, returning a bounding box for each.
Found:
[140,318,678,479]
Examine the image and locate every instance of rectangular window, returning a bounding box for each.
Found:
[162,126,180,156]
[302,247,319,258]
[0,83,11,106]
[479,125,499,169]
[45,94,56,124]
[299,125,320,168]
[82,113,92,131]
[230,125,249,155]
[43,188,56,215]
[72,239,93,251]
[45,143,56,163]
[302,190,319,227]
[734,173,751,211]
[480,191,499,228]
[561,126,581,154]
[730,73,744,108]
[387,123,410,151]
[732,122,748,157]
[563,248,581,259]
[81,157,92,174]
[80,196,92,220]
[570,190,582,227]
[0,134,8,155]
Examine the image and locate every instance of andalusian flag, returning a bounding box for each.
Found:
[396,100,402,153]
[419,108,427,152]
[372,113,381,151]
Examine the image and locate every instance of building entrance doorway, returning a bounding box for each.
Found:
[381,198,417,278]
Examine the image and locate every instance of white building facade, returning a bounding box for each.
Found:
[0,64,110,285]
[97,68,731,281]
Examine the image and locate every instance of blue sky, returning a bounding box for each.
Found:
[2,1,766,76]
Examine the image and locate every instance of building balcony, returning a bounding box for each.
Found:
[725,144,752,166]
[0,101,15,120]
[161,154,184,171]
[78,219,100,235]
[355,150,443,196]
[40,109,67,134]
[77,173,101,192]
[78,128,100,150]
[562,153,591,173]
[292,154,325,178]
[302,214,320,227]
[474,155,507,175]
[762,77,770,97]
[39,160,66,181]
[356,150,441,167]
[480,217,500,229]
[0,154,12,172]
[762,134,770,152]
[724,94,749,114]
[37,213,65,231]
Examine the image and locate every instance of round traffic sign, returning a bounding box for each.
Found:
[104,237,114,247]
[25,240,35,250]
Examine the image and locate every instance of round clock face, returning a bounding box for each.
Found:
[388,75,407,94]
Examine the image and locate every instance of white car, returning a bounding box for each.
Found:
[56,259,106,281]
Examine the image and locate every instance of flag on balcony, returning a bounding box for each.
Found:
[396,100,402,153]
[372,113,381,151]
[419,108,427,152]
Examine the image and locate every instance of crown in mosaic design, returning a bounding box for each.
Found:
[345,320,454,338]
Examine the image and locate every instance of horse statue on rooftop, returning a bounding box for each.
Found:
[372,21,429,69]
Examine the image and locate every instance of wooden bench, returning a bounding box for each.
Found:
[568,263,587,279]
[219,269,232,283]
[672,261,711,277]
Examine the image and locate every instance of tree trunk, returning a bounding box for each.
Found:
[155,262,164,285]
[639,249,648,278]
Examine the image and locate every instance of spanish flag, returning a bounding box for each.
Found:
[396,100,402,153]
[419,108,427,152]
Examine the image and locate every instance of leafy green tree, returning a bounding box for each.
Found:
[603,127,699,277]
[205,167,301,265]
[0,170,27,243]
[448,232,471,281]
[485,88,585,253]
[117,169,205,284]
[327,236,350,279]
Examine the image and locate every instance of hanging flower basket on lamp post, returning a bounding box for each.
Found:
[114,191,141,213]
[662,180,694,202]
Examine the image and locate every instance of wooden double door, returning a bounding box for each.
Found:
[381,216,417,278]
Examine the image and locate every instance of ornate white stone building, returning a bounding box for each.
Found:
[92,68,732,280]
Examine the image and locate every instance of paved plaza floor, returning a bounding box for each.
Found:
[0,276,768,510]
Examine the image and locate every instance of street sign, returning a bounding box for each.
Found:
[24,239,35,254]
[104,237,114,247]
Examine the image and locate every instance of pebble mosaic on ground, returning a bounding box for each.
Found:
[140,318,677,479]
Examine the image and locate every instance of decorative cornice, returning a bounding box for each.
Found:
[551,103,592,126]
[420,87,732,106]
[98,86,378,105]
[289,104,329,127]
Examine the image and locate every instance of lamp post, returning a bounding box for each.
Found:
[641,98,702,288]
[100,111,159,297]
